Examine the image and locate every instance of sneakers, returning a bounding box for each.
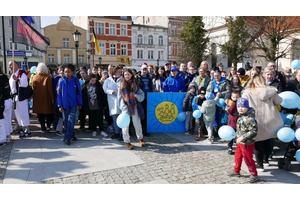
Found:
[263,161,270,166]
[226,170,240,177]
[92,131,97,137]
[139,138,146,147]
[205,137,213,144]
[256,164,265,172]
[101,131,108,137]
[71,136,77,141]
[124,142,133,150]
[56,131,65,136]
[19,131,31,139]
[185,131,190,135]
[195,134,200,141]
[46,127,50,132]
[248,175,259,183]
[0,143,6,146]
[108,125,114,133]
[63,140,70,146]
[228,148,233,155]
[13,122,19,131]
[111,133,120,139]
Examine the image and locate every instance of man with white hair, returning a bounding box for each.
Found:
[267,61,286,90]
[9,60,31,138]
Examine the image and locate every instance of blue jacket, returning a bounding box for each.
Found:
[163,74,186,92]
[57,75,83,110]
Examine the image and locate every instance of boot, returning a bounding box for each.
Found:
[139,138,146,147]
[195,134,200,141]
[124,142,133,150]
[200,133,208,138]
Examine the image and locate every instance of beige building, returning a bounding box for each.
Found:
[44,16,88,71]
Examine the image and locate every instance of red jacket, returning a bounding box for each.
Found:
[227,101,239,130]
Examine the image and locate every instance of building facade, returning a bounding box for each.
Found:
[43,16,88,71]
[133,16,189,64]
[73,16,132,69]
[0,16,43,73]
[131,24,168,67]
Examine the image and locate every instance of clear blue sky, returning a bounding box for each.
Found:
[41,16,74,28]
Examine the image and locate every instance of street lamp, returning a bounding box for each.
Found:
[86,49,91,69]
[23,56,28,70]
[157,58,159,67]
[99,57,102,65]
[72,30,81,70]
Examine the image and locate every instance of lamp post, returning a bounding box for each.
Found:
[99,57,102,65]
[72,30,81,70]
[86,49,91,69]
[23,56,28,70]
[157,58,159,67]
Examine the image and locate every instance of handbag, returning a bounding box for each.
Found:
[136,100,145,120]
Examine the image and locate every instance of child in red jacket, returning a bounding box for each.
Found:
[226,91,241,154]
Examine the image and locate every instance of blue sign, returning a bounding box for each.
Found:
[6,51,26,56]
[147,92,186,133]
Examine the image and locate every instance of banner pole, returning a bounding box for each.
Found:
[2,17,7,74]
[92,20,94,69]
[11,16,15,74]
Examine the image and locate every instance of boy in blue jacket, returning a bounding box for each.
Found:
[163,67,186,93]
[57,64,83,146]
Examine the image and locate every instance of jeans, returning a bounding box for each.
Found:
[53,104,62,130]
[111,114,121,134]
[63,106,77,141]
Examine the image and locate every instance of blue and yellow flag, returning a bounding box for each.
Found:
[92,29,101,54]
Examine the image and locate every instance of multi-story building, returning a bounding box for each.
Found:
[131,23,168,67]
[73,16,132,69]
[43,16,88,71]
[133,16,189,64]
[0,16,43,73]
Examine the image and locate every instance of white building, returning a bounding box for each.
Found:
[131,23,168,67]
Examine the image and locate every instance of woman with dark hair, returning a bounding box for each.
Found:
[117,69,145,150]
[103,66,123,139]
[0,64,13,144]
[153,66,166,92]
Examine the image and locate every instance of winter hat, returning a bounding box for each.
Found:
[188,84,196,91]
[141,65,148,70]
[205,92,215,100]
[237,97,250,109]
[199,86,206,95]
[237,68,246,76]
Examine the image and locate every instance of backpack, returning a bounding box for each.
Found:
[16,70,32,101]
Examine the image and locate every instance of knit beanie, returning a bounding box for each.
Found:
[237,97,250,109]
[205,92,215,101]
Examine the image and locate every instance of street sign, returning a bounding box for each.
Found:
[6,51,26,56]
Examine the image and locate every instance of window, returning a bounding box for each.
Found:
[96,43,105,55]
[110,24,116,35]
[26,45,33,51]
[137,50,143,59]
[110,44,116,55]
[121,25,127,36]
[172,44,178,56]
[211,43,217,69]
[121,44,127,56]
[48,54,55,63]
[95,23,104,35]
[148,50,154,59]
[8,19,12,26]
[293,40,300,60]
[79,55,84,64]
[9,38,18,50]
[172,25,178,36]
[158,36,163,45]
[158,51,164,60]
[63,38,69,47]
[63,55,70,63]
[148,35,153,45]
[0,39,1,50]
[137,34,143,44]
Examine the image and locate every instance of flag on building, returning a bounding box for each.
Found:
[21,16,35,25]
[12,16,50,53]
[92,29,102,54]
[126,57,130,65]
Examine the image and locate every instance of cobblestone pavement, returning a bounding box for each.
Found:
[1,116,267,184]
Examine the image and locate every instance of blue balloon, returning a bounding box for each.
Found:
[285,114,294,125]
[218,125,235,141]
[295,128,300,141]
[279,91,300,109]
[217,98,225,107]
[193,110,202,118]
[30,66,37,74]
[177,112,187,122]
[117,112,130,128]
[29,100,33,107]
[277,127,295,143]
[296,149,300,164]
[280,113,286,124]
[291,60,300,70]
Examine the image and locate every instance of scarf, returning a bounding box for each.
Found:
[196,76,207,94]
[120,79,138,115]
[211,77,227,94]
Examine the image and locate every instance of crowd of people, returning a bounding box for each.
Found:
[0,59,298,183]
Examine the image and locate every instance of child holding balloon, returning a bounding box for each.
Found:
[194,87,206,141]
[200,92,221,144]
[227,97,259,183]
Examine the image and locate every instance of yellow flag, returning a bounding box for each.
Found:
[92,29,101,54]
[126,57,130,65]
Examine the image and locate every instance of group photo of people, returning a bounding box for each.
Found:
[0,58,299,183]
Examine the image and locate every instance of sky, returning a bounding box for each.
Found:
[41,16,74,28]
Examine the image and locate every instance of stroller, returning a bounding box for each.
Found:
[277,139,300,171]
